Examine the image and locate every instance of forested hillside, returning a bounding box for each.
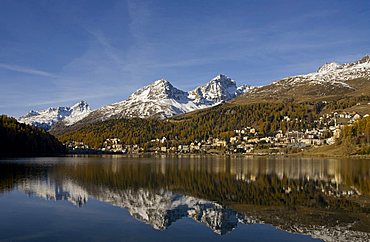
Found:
[338,116,370,155]
[0,115,65,155]
[57,101,325,149]
[55,94,370,154]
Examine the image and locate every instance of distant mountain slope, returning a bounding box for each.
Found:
[87,79,199,120]
[0,115,65,155]
[13,175,252,235]
[55,101,325,148]
[68,55,370,127]
[26,55,370,134]
[82,74,252,123]
[18,100,91,130]
[241,55,370,102]
[189,74,245,105]
[93,188,242,234]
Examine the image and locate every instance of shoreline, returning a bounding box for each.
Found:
[1,149,369,159]
[4,152,366,159]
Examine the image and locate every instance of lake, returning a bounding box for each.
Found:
[0,155,369,242]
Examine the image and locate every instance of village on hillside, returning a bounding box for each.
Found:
[66,111,369,155]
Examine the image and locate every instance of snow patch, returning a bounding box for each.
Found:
[18,100,92,129]
[91,74,254,120]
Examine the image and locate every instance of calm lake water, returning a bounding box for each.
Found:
[0,156,369,242]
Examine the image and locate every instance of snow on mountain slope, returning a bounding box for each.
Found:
[87,75,251,121]
[64,101,92,125]
[188,74,241,105]
[296,55,370,85]
[316,62,341,73]
[236,84,256,95]
[18,176,253,235]
[18,100,91,130]
[91,188,248,235]
[92,80,200,120]
[249,55,370,97]
[17,55,370,128]
[19,178,88,207]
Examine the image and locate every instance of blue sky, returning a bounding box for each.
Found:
[0,0,369,117]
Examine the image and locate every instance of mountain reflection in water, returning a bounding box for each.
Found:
[0,156,369,241]
[18,178,250,235]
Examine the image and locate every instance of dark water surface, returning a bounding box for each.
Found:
[0,156,369,242]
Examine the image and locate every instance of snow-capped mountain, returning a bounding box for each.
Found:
[237,84,256,94]
[90,80,200,120]
[292,55,370,85]
[19,179,88,207]
[18,176,254,235]
[94,188,247,235]
[248,55,370,98]
[18,100,92,130]
[188,74,242,105]
[16,55,370,129]
[85,74,251,121]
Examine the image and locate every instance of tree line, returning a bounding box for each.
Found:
[57,96,370,154]
[0,115,65,155]
[339,116,370,155]
[58,101,325,149]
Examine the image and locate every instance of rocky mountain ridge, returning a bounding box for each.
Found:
[246,55,370,99]
[18,55,370,129]
[19,75,251,129]
[18,100,91,130]
[19,178,252,235]
[86,74,251,122]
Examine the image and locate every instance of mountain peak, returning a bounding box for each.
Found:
[90,74,246,121]
[128,79,187,102]
[76,100,88,105]
[246,55,370,99]
[141,79,174,91]
[153,79,170,85]
[27,110,39,116]
[189,74,238,104]
[149,79,176,91]
[316,55,370,73]
[212,74,229,80]
[317,62,340,73]
[356,55,370,64]
[19,101,92,130]
[71,100,90,112]
[211,74,235,84]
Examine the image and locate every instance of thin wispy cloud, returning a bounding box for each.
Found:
[0,88,123,110]
[0,0,369,117]
[87,30,126,69]
[0,63,57,78]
